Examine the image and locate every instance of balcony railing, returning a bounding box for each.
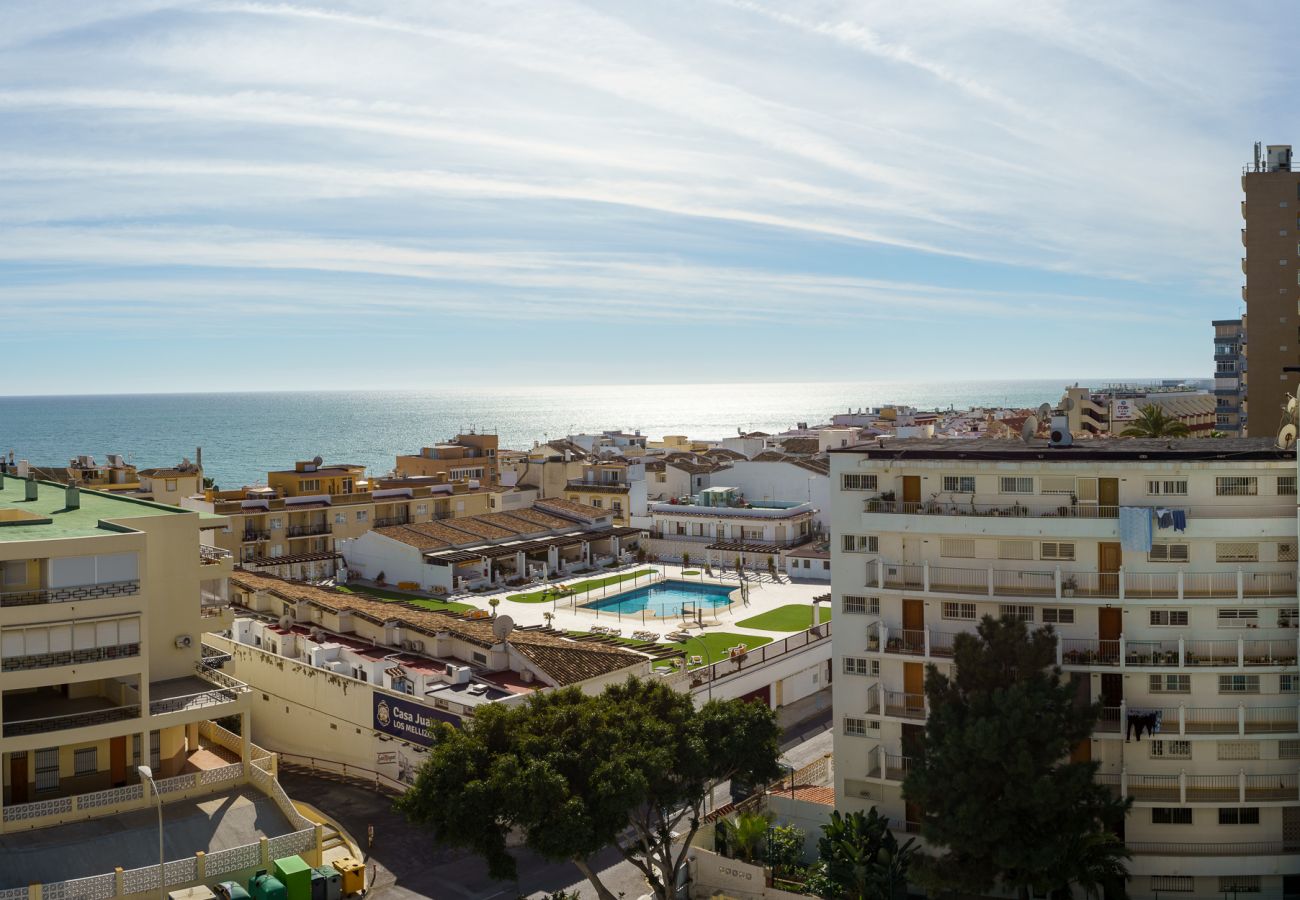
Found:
[3,703,140,737]
[1128,840,1298,857]
[653,533,810,549]
[862,499,1293,520]
[373,516,409,527]
[1102,768,1299,803]
[883,690,926,720]
[0,579,140,609]
[286,523,330,537]
[866,745,911,783]
[199,545,232,565]
[1,642,140,672]
[865,558,1297,600]
[1097,703,1299,737]
[241,530,270,542]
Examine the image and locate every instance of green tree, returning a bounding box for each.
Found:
[765,822,807,877]
[488,597,500,618]
[1119,404,1190,438]
[808,808,914,900]
[902,616,1130,899]
[396,676,781,900]
[718,810,772,863]
[681,551,691,572]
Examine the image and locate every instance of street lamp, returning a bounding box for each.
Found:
[138,765,164,897]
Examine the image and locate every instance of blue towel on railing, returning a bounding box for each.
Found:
[1119,506,1153,552]
[1171,509,1186,532]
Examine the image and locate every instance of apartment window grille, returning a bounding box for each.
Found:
[1219,877,1261,894]
[1279,542,1298,562]
[1039,476,1075,495]
[1217,360,1237,373]
[841,535,878,553]
[843,657,874,676]
[942,475,976,493]
[1281,673,1298,693]
[34,748,58,793]
[1149,876,1193,893]
[1218,807,1260,825]
[1280,740,1300,759]
[1149,543,1189,563]
[999,604,1034,623]
[1150,674,1191,693]
[842,595,879,615]
[1041,608,1074,624]
[1218,674,1260,694]
[1216,476,1258,496]
[74,747,97,776]
[1217,608,1259,627]
[940,539,976,559]
[132,734,141,766]
[843,717,868,737]
[150,732,160,770]
[1147,479,1188,496]
[472,651,487,665]
[842,474,878,491]
[1149,740,1191,759]
[999,476,1033,494]
[1040,542,1075,561]
[1218,741,1260,760]
[1151,807,1193,824]
[1150,610,1189,626]
[997,540,1034,560]
[1216,542,1259,563]
[942,602,977,621]
[1280,476,1298,496]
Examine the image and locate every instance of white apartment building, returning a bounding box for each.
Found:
[829,438,1299,900]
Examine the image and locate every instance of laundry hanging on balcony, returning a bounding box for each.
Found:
[1125,709,1162,741]
[1171,509,1186,532]
[1119,506,1153,552]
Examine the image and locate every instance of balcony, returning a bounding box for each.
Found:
[199,545,232,565]
[1,642,140,673]
[2,692,140,737]
[864,559,1297,601]
[286,523,330,538]
[148,663,249,718]
[241,529,271,543]
[1099,769,1298,803]
[1128,840,1298,857]
[862,498,1290,520]
[866,745,911,783]
[0,579,140,609]
[373,515,409,528]
[1097,704,1299,737]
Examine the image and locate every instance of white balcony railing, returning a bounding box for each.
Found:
[1099,768,1298,803]
[862,499,1292,520]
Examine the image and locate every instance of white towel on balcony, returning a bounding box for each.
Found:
[1119,506,1152,552]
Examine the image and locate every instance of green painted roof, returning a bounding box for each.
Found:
[0,476,185,542]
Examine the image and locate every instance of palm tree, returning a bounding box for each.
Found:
[718,810,772,863]
[488,597,500,618]
[1048,828,1130,900]
[681,552,691,573]
[1119,404,1190,438]
[543,611,554,629]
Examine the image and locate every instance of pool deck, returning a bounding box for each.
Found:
[470,564,829,645]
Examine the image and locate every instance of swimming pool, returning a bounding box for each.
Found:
[582,580,735,616]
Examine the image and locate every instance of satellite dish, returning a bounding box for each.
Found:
[1022,416,1039,442]
[1278,424,1297,450]
[312,455,324,467]
[279,614,294,630]
[492,614,515,642]
[1287,396,1298,420]
[1061,397,1075,412]
[1037,403,1052,420]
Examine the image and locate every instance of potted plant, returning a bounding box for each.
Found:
[1063,576,1077,598]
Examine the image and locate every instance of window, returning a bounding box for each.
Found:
[1280,475,1297,496]
[2,561,24,587]
[1150,674,1190,693]
[1279,542,1298,562]
[1147,479,1188,495]
[1218,877,1261,894]
[34,748,58,793]
[164,478,177,491]
[942,475,976,493]
[1150,610,1189,626]
[269,517,282,530]
[355,510,368,522]
[940,538,975,558]
[1149,543,1189,563]
[1281,673,1298,693]
[1218,674,1260,693]
[1217,608,1260,627]
[1151,807,1193,824]
[1216,476,1258,496]
[415,503,427,514]
[1040,542,1075,561]
[1041,608,1075,624]
[842,473,878,491]
[74,747,97,776]
[997,540,1034,560]
[841,535,878,553]
[334,513,346,524]
[999,604,1034,622]
[1150,740,1191,759]
[1218,807,1260,825]
[1280,740,1300,759]
[1218,741,1260,760]
[612,501,622,512]
[843,657,877,676]
[1039,476,1074,495]
[590,498,602,508]
[1149,876,1192,893]
[472,651,487,665]
[842,595,879,615]
[1216,542,1259,562]
[942,602,977,621]
[999,476,1033,494]
[843,717,868,737]
[299,479,319,492]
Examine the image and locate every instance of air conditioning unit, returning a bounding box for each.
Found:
[411,640,425,653]
[521,670,535,683]
[401,640,414,651]
[1049,416,1072,448]
[174,635,193,649]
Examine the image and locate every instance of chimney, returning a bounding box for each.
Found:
[65,482,80,510]
[25,478,38,501]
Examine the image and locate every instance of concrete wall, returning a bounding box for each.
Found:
[725,461,829,528]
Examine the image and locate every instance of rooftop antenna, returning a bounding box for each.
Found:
[1254,141,1262,173]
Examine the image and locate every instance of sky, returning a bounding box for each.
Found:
[0,1,1279,393]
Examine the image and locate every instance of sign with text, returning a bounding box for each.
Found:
[373,692,459,746]
[1111,399,1137,422]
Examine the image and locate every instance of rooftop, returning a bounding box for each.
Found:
[0,476,185,541]
[834,437,1294,463]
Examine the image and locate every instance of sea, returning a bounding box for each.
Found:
[0,379,1202,490]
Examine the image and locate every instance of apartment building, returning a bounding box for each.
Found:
[829,438,1299,899]
[563,458,649,526]
[395,433,500,486]
[1216,318,1249,436]
[0,473,252,832]
[1242,142,1300,438]
[646,486,816,569]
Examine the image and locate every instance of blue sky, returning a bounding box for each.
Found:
[0,1,1278,393]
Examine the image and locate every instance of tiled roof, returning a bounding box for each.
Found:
[533,497,614,523]
[775,437,820,455]
[229,569,644,686]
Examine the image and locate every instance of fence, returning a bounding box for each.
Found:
[277,752,409,794]
[688,623,831,690]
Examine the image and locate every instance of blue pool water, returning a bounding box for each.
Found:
[582,580,735,616]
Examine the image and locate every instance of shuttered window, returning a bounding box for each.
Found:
[999,477,1033,494]
[1217,741,1260,760]
[1216,476,1258,496]
[1039,476,1074,495]
[942,602,976,620]
[1041,608,1074,624]
[940,539,975,558]
[997,540,1034,560]
[1149,543,1189,562]
[1040,542,1075,560]
[1216,542,1259,562]
[1150,610,1189,626]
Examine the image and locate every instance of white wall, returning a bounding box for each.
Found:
[722,461,829,528]
[337,532,450,591]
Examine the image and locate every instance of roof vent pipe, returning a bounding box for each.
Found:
[66,482,80,510]
[25,478,38,501]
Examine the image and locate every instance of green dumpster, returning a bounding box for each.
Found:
[273,856,312,900]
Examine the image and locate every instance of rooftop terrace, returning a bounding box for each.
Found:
[0,475,185,541]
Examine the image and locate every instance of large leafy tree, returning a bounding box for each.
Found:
[1119,404,1190,438]
[902,616,1130,899]
[396,676,781,900]
[806,808,915,900]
